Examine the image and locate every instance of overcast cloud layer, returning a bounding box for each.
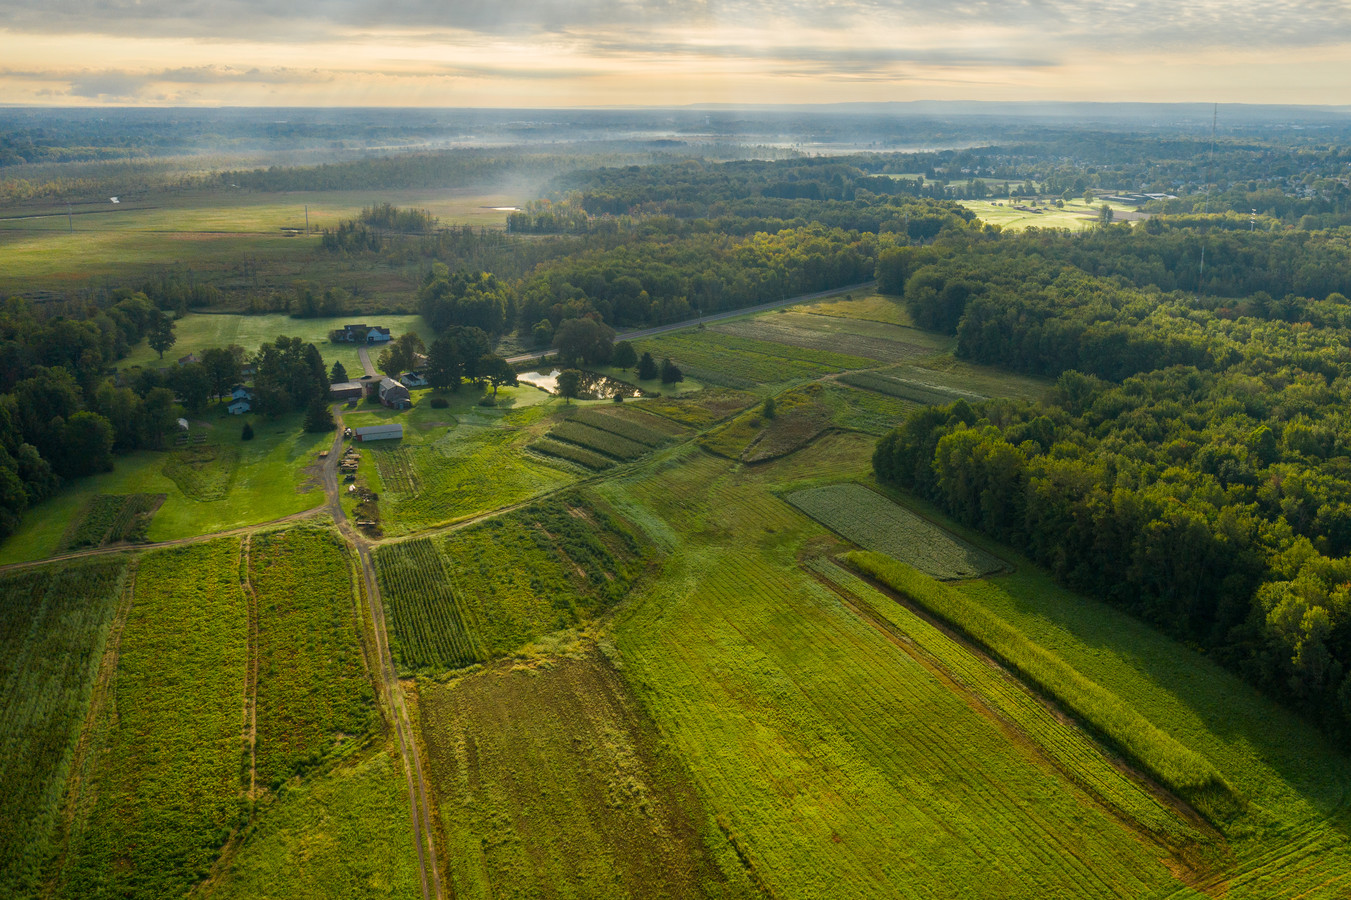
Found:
[1,0,1349,105]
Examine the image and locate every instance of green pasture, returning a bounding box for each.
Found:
[0,413,325,565]
[798,290,917,326]
[119,312,433,374]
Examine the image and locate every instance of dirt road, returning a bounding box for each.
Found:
[322,410,443,900]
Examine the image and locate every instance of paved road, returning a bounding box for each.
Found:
[357,345,379,378]
[504,280,876,366]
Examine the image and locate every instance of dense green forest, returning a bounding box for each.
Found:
[875,223,1351,735]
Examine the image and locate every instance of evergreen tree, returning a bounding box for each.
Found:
[330,360,348,384]
[303,397,335,433]
[637,351,658,380]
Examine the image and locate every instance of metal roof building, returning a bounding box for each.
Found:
[352,424,404,442]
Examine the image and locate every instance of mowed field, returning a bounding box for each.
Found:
[958,198,1143,231]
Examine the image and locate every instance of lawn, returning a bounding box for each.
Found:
[0,413,327,564]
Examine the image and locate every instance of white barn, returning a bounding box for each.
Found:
[353,424,403,442]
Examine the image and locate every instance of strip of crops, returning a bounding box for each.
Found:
[640,389,758,428]
[58,494,162,551]
[846,550,1234,811]
[57,539,248,900]
[376,538,485,672]
[809,558,1189,839]
[528,437,614,471]
[370,445,419,494]
[248,527,376,789]
[549,421,648,460]
[635,331,851,388]
[787,484,1003,579]
[568,408,674,447]
[839,371,982,405]
[0,557,128,900]
[440,495,649,658]
[822,383,915,435]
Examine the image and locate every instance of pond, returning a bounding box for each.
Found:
[517,369,642,400]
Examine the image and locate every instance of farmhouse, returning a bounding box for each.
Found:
[398,371,428,389]
[353,424,403,442]
[379,377,412,409]
[329,381,365,402]
[227,397,252,415]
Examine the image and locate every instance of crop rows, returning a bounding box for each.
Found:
[568,408,677,446]
[839,370,982,406]
[370,445,420,494]
[0,557,128,899]
[248,527,375,789]
[787,483,1004,579]
[59,494,162,551]
[549,421,649,460]
[376,538,485,672]
[821,383,916,435]
[640,389,758,428]
[528,437,615,471]
[437,496,649,658]
[846,551,1233,808]
[58,539,248,900]
[701,384,833,463]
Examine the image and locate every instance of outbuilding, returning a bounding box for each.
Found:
[353,424,403,442]
[330,381,365,401]
[227,398,252,415]
[379,377,412,410]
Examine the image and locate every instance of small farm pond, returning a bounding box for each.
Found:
[517,369,642,400]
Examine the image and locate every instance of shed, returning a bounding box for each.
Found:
[398,372,428,389]
[330,381,365,401]
[353,424,403,442]
[379,377,412,410]
[227,398,252,415]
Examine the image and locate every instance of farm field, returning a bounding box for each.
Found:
[710,310,945,362]
[798,290,916,326]
[415,651,739,899]
[700,383,834,463]
[633,330,876,391]
[959,198,1141,231]
[0,186,519,294]
[54,539,248,900]
[247,527,376,791]
[787,483,1005,579]
[0,557,129,900]
[352,398,574,535]
[55,493,163,550]
[603,445,1198,898]
[205,746,423,900]
[0,415,326,564]
[119,311,435,374]
[376,493,650,673]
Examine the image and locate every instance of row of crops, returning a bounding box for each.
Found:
[838,370,982,406]
[0,557,129,899]
[247,528,376,789]
[787,483,1004,579]
[712,316,935,363]
[634,331,861,389]
[529,407,680,472]
[376,537,487,671]
[58,493,163,551]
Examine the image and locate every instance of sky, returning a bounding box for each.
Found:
[1,0,1350,107]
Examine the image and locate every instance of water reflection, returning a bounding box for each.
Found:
[517,369,642,399]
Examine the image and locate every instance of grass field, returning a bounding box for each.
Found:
[602,445,1198,898]
[247,527,376,790]
[710,310,945,363]
[416,650,740,899]
[0,557,129,900]
[0,414,326,564]
[206,746,423,900]
[798,291,916,326]
[0,186,519,295]
[634,330,875,391]
[787,483,1006,579]
[55,539,248,900]
[119,311,434,374]
[959,198,1142,231]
